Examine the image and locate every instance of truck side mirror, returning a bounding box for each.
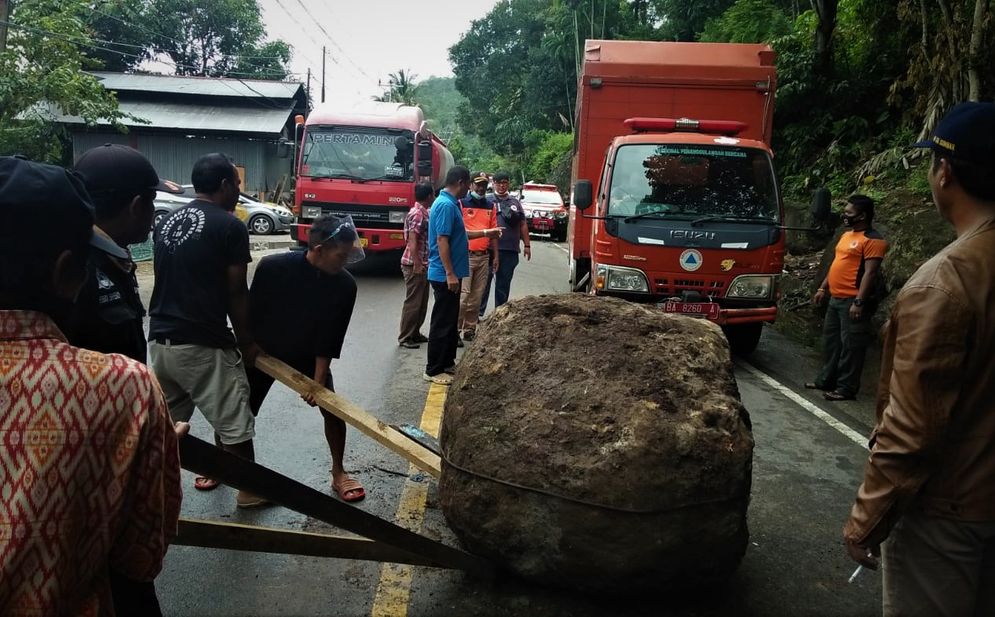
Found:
[574,180,593,211]
[416,141,433,176]
[811,187,831,223]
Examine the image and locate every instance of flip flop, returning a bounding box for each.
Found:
[194,476,220,491]
[332,477,366,503]
[824,390,855,401]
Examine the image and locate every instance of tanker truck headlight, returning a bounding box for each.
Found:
[389,210,406,224]
[555,211,568,219]
[302,205,322,219]
[726,275,774,299]
[603,265,649,293]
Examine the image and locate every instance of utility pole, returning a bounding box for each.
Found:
[0,0,12,54]
[306,68,311,110]
[321,46,326,103]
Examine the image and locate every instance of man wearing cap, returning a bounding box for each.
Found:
[68,144,183,362]
[843,102,995,616]
[248,215,366,502]
[0,157,182,616]
[482,171,530,314]
[148,152,266,507]
[457,171,498,342]
[424,166,501,385]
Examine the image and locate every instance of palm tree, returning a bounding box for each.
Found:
[374,69,418,105]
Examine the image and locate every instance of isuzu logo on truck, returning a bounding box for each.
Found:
[671,230,715,240]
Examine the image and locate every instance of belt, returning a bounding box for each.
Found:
[151,336,192,346]
[469,250,490,256]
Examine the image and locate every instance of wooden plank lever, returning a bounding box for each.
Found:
[255,354,442,477]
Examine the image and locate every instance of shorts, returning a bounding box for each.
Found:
[148,340,255,445]
[246,364,334,416]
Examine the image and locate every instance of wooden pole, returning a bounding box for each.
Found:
[255,354,442,477]
[177,435,491,576]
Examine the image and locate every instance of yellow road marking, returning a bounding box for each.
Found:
[370,383,446,617]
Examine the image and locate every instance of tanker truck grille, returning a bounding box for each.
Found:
[306,203,407,229]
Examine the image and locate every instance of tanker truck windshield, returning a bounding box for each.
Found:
[301,127,415,182]
[607,144,779,223]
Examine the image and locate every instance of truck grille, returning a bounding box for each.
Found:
[655,278,726,297]
[304,203,407,229]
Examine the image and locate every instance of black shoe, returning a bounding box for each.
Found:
[823,390,855,401]
[411,333,429,344]
[399,340,420,349]
[462,330,476,342]
[456,338,464,348]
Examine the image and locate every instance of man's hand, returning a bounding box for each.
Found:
[488,228,503,239]
[844,537,880,570]
[301,391,318,407]
[413,261,425,275]
[174,422,190,438]
[812,288,826,306]
[492,257,500,274]
[446,272,460,293]
[524,245,532,261]
[240,341,261,368]
[849,302,864,321]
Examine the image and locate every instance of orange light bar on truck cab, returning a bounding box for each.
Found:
[624,117,748,137]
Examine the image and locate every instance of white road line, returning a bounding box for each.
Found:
[551,242,569,254]
[735,360,868,448]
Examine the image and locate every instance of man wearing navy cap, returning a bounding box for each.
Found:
[844,102,995,616]
[69,144,183,362]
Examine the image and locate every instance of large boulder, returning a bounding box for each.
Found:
[438,294,753,593]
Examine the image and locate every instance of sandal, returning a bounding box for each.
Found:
[236,490,272,509]
[194,476,220,491]
[332,477,366,503]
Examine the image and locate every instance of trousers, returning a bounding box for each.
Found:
[426,280,460,376]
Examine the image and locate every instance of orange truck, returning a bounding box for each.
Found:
[569,40,786,355]
[291,102,454,251]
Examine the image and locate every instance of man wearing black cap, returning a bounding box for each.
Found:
[69,144,183,362]
[843,102,995,616]
[457,171,498,342]
[0,157,182,616]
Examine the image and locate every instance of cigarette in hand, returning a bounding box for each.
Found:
[848,565,863,584]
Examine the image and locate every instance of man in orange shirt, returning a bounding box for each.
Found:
[807,195,888,401]
[457,171,498,342]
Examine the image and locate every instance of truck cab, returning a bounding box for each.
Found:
[577,117,784,355]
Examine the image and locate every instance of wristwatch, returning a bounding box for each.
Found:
[853,298,864,307]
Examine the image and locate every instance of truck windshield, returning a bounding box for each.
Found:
[607,144,779,222]
[521,190,563,205]
[301,127,415,182]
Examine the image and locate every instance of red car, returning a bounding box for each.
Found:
[520,183,568,242]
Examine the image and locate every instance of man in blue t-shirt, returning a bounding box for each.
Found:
[424,166,501,384]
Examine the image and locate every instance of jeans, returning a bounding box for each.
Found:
[493,250,520,308]
[814,296,872,397]
[426,280,460,376]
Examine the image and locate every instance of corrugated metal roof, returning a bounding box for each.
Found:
[90,71,304,100]
[52,100,294,135]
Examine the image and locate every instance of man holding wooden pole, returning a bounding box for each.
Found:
[247,215,366,501]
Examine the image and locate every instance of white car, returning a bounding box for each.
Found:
[153,187,294,235]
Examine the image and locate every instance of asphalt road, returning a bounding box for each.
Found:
[145,238,883,617]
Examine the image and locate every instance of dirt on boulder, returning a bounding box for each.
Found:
[438,294,754,593]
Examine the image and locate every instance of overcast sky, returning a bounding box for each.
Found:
[257,0,498,102]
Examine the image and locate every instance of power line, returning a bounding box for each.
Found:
[290,0,377,85]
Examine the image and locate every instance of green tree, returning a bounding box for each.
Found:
[0,0,129,163]
[376,69,418,105]
[699,0,791,42]
[234,40,292,80]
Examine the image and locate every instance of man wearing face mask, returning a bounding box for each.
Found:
[806,194,887,401]
[457,171,498,342]
[481,171,530,313]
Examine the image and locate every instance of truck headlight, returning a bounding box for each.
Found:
[302,205,322,219]
[726,275,775,299]
[555,211,568,219]
[389,210,406,224]
[596,265,649,293]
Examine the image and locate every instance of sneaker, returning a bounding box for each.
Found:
[412,333,429,343]
[462,330,476,342]
[423,372,453,385]
[399,340,420,349]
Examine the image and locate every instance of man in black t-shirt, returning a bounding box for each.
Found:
[248,216,365,501]
[148,153,267,508]
[69,144,183,363]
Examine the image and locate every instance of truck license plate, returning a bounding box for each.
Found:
[661,300,720,320]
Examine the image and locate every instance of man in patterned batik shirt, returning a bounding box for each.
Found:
[0,157,182,616]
